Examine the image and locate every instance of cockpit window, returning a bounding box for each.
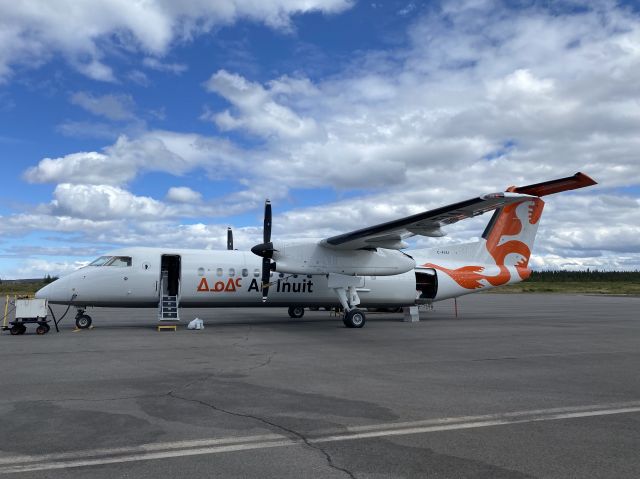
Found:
[89,256,112,266]
[88,256,132,267]
[105,256,132,267]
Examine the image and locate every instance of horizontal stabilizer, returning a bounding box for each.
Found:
[509,172,596,197]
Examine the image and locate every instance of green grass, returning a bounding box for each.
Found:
[488,270,640,295]
[0,281,46,295]
[487,281,640,295]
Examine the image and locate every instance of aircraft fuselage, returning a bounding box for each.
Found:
[37,247,420,308]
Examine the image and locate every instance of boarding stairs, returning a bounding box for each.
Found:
[158,271,180,323]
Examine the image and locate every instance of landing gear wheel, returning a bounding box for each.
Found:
[75,315,92,329]
[288,306,305,319]
[36,324,50,335]
[343,309,366,328]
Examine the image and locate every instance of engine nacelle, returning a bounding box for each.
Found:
[272,241,415,276]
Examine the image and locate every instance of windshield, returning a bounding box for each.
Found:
[89,256,112,266]
[105,256,132,267]
[88,256,132,267]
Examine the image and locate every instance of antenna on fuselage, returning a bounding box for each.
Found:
[227,227,234,250]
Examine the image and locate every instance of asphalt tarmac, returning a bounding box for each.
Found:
[0,293,639,478]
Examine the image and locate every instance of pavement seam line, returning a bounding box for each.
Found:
[1,403,640,475]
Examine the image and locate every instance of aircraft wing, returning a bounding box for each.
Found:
[320,172,596,251]
[320,191,535,250]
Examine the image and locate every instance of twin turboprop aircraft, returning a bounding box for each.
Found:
[36,173,596,328]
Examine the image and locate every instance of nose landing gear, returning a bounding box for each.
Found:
[75,309,92,329]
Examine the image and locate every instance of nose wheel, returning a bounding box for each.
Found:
[75,310,92,329]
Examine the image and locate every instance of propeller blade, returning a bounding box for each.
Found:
[227,227,233,250]
[263,200,272,244]
[261,257,271,302]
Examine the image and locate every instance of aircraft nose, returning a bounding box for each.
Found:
[35,279,73,304]
[35,281,57,301]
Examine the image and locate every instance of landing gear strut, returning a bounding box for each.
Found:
[75,309,92,329]
[328,273,367,328]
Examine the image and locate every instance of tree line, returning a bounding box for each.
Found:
[527,270,640,282]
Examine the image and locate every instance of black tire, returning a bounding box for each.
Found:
[36,324,48,335]
[76,315,92,329]
[343,309,366,328]
[18,325,27,335]
[288,306,305,319]
[9,325,21,335]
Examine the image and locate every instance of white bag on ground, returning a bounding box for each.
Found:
[188,318,204,330]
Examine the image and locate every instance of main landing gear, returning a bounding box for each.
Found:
[288,306,305,319]
[343,308,366,328]
[328,273,367,328]
[75,309,92,329]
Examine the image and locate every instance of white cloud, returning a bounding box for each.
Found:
[70,91,136,120]
[23,150,132,185]
[24,131,242,185]
[0,0,353,82]
[56,121,121,140]
[203,70,323,139]
[13,259,89,279]
[127,70,150,86]
[166,186,202,203]
[8,0,640,272]
[51,183,167,220]
[143,57,187,74]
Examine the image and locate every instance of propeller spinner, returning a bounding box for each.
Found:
[250,200,276,302]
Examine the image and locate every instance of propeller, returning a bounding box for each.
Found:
[227,227,233,250]
[250,200,276,302]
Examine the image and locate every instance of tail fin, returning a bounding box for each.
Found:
[476,172,596,268]
[421,173,596,293]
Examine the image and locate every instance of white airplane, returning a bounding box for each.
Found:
[36,173,596,329]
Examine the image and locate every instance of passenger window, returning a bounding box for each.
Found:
[216,268,223,277]
[242,268,248,277]
[254,269,260,277]
[197,267,205,276]
[229,268,235,277]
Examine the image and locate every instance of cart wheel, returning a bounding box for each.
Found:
[16,325,27,335]
[10,325,21,335]
[36,324,50,335]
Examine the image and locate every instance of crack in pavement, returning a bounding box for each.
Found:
[168,390,357,479]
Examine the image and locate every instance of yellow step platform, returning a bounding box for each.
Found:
[157,324,177,332]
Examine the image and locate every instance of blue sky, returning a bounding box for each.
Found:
[1,0,639,278]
